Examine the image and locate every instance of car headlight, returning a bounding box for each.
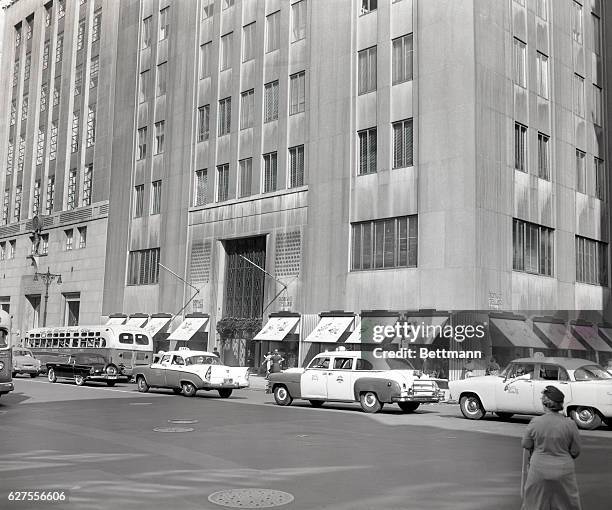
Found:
[0,361,4,370]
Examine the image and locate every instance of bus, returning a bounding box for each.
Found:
[23,325,154,380]
[0,310,14,398]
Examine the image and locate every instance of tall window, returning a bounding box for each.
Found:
[78,227,87,249]
[151,180,162,214]
[14,186,22,222]
[243,23,256,62]
[512,219,554,276]
[37,128,45,165]
[595,158,606,201]
[58,0,65,19]
[46,176,55,214]
[358,128,377,175]
[513,38,526,88]
[217,164,230,202]
[351,216,417,270]
[21,94,29,121]
[574,74,585,117]
[592,13,601,55]
[139,70,149,103]
[198,105,210,142]
[65,229,74,250]
[82,164,93,206]
[56,32,64,63]
[289,145,304,188]
[86,106,96,147]
[392,119,413,169]
[221,32,233,70]
[43,41,50,69]
[2,190,9,225]
[536,52,549,99]
[537,133,549,180]
[266,11,280,52]
[263,152,278,193]
[49,124,58,161]
[71,112,79,153]
[67,169,77,210]
[7,139,14,172]
[358,46,377,94]
[576,149,586,194]
[142,16,152,49]
[40,83,48,111]
[194,169,208,206]
[593,85,602,126]
[199,42,211,78]
[137,127,147,160]
[92,8,102,43]
[32,180,41,217]
[156,62,167,96]
[134,184,144,217]
[572,1,583,44]
[10,100,16,125]
[127,248,160,285]
[77,19,86,50]
[360,0,377,15]
[576,236,607,286]
[53,85,60,107]
[75,65,83,95]
[15,25,21,47]
[291,0,307,42]
[159,7,169,40]
[514,123,527,172]
[26,16,33,39]
[45,4,52,26]
[238,158,252,198]
[154,121,165,154]
[24,52,31,81]
[264,80,279,122]
[201,0,213,19]
[218,97,231,136]
[536,0,547,20]
[90,55,99,88]
[18,136,25,171]
[240,89,255,129]
[289,72,305,115]
[392,34,413,84]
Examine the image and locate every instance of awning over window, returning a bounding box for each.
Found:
[141,315,173,338]
[254,316,300,341]
[490,318,549,349]
[403,315,449,345]
[125,316,148,328]
[304,316,355,343]
[533,321,586,350]
[572,325,612,352]
[346,315,399,344]
[106,315,127,325]
[167,316,210,342]
[598,327,612,347]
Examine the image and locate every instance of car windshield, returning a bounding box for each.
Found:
[14,350,33,356]
[185,355,221,366]
[573,365,612,381]
[0,329,8,348]
[75,355,106,365]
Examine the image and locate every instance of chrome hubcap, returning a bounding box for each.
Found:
[578,408,593,422]
[277,388,287,400]
[365,394,376,406]
[466,399,479,413]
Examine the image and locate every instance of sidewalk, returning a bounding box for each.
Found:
[247,374,268,391]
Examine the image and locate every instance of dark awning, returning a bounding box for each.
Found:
[572,325,612,352]
[490,318,549,349]
[533,321,586,351]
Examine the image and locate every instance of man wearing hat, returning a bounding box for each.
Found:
[521,385,582,510]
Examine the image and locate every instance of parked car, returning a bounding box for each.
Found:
[47,353,121,386]
[449,357,612,430]
[35,352,69,374]
[267,349,443,413]
[12,347,41,378]
[133,349,250,397]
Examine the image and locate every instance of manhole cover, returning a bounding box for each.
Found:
[168,419,199,424]
[208,489,294,508]
[130,402,153,406]
[153,427,194,433]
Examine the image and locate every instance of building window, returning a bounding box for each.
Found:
[45,4,52,26]
[199,42,211,78]
[0,243,5,260]
[392,119,413,169]
[574,74,584,117]
[40,84,49,113]
[40,235,49,255]
[139,70,149,103]
[49,124,58,161]
[56,32,64,63]
[289,71,305,115]
[194,169,208,206]
[572,1,583,44]
[154,121,165,154]
[576,236,607,286]
[289,145,304,188]
[17,136,25,171]
[263,152,278,193]
[221,32,233,71]
[291,0,307,42]
[352,216,417,270]
[240,89,255,129]
[576,149,586,194]
[513,38,526,88]
[9,240,16,259]
[58,0,65,19]
[156,62,167,96]
[86,105,96,147]
[82,164,93,206]
[134,184,144,217]
[512,219,554,276]
[15,24,21,46]
[595,158,606,201]
[127,248,160,285]
[266,11,280,53]
[536,0,547,20]
[63,293,80,326]
[2,190,9,225]
[65,229,73,250]
[218,97,231,136]
[14,186,22,222]
[137,127,147,160]
[90,55,99,88]
[75,64,83,95]
[360,0,377,15]
[7,139,14,172]
[26,16,33,40]
[243,23,256,62]
[592,13,601,55]
[24,52,31,81]
[13,59,20,88]
[201,0,213,20]
[358,127,377,175]
[37,128,46,165]
[159,7,169,41]
[67,169,77,210]
[46,176,55,214]
[53,85,60,107]
[264,80,279,122]
[78,227,87,248]
[21,94,29,121]
[92,8,102,43]
[537,133,549,180]
[536,52,548,99]
[77,19,86,50]
[10,100,16,125]
[71,112,79,153]
[217,164,230,202]
[151,180,162,215]
[238,158,252,198]
[593,85,602,126]
[142,16,152,49]
[392,34,413,85]
[196,105,209,142]
[223,0,235,9]
[43,41,50,69]
[32,180,41,217]
[514,122,527,173]
[358,46,377,95]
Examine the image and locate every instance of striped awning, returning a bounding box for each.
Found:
[254,316,300,341]
[168,316,209,342]
[304,316,354,343]
[141,316,173,337]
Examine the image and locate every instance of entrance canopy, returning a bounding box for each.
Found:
[572,324,612,353]
[254,315,300,341]
[533,321,586,351]
[141,314,173,338]
[490,317,549,349]
[167,314,210,342]
[304,315,355,343]
[105,314,127,326]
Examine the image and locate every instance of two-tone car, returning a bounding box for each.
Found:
[12,347,41,378]
[267,349,443,413]
[133,349,250,398]
[47,353,122,386]
[449,357,612,430]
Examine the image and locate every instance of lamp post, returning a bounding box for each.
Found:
[33,268,62,327]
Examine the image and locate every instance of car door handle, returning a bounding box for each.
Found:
[336,376,343,382]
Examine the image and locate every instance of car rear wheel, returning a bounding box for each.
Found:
[218,389,233,398]
[398,402,420,413]
[136,376,149,393]
[570,407,602,430]
[459,394,485,420]
[309,400,324,408]
[47,368,57,383]
[74,374,85,386]
[181,382,197,397]
[360,391,383,413]
[273,385,293,406]
[495,412,514,420]
[30,373,38,378]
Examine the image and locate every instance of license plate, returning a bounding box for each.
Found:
[223,378,233,384]
[107,375,117,380]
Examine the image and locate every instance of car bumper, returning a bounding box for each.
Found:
[392,395,441,403]
[0,382,14,394]
[14,367,40,374]
[202,382,249,389]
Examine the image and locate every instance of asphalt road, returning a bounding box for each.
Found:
[1,377,611,510]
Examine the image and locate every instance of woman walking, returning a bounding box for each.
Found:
[521,385,582,510]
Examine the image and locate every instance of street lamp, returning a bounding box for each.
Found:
[33,267,62,327]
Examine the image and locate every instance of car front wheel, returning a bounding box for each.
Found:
[398,402,420,413]
[136,376,149,393]
[218,389,233,398]
[360,391,382,413]
[181,382,197,397]
[459,394,485,420]
[570,407,602,430]
[74,374,85,386]
[47,368,57,383]
[273,385,293,406]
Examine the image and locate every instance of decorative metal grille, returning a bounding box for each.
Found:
[275,231,301,278]
[190,239,211,283]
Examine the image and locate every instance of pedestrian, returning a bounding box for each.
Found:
[261,351,272,378]
[270,349,284,374]
[213,346,220,358]
[521,385,582,510]
[486,356,500,375]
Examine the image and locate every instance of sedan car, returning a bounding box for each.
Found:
[12,347,41,378]
[133,349,250,397]
[47,353,121,386]
[449,357,612,430]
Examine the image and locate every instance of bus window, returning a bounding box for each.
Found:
[135,334,149,346]
[136,352,148,361]
[0,329,7,348]
[101,339,106,347]
[71,339,79,348]
[119,333,134,344]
